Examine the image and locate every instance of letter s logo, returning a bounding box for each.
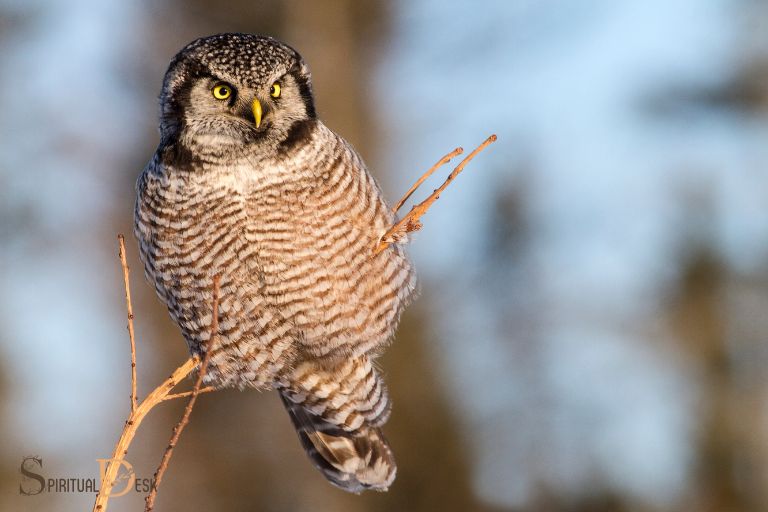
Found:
[20,456,45,496]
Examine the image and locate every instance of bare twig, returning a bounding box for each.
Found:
[392,147,464,214]
[144,277,221,512]
[375,134,497,255]
[93,237,220,512]
[161,386,217,402]
[92,357,199,512]
[117,234,138,413]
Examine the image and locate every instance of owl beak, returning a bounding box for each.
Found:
[252,98,263,128]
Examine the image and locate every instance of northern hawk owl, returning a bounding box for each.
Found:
[134,33,417,493]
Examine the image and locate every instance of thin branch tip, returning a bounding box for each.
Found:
[376,133,497,255]
[392,146,465,214]
[117,235,138,414]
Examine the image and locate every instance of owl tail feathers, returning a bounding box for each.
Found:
[279,391,396,493]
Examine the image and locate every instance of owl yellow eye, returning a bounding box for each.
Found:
[212,84,232,100]
[270,83,281,98]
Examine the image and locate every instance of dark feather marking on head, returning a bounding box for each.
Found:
[160,59,212,141]
[289,61,316,119]
[160,139,202,167]
[296,76,316,119]
[279,119,317,155]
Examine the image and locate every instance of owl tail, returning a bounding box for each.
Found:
[279,391,396,493]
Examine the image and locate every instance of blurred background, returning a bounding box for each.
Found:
[2,0,768,511]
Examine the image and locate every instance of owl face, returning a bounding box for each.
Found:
[159,33,316,153]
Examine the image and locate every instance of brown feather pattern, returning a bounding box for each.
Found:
[136,114,415,491]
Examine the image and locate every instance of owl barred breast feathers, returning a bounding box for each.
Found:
[134,33,417,492]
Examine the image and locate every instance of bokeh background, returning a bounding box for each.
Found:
[2,1,768,511]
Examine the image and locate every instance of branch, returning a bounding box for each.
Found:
[92,357,198,512]
[117,235,138,413]
[391,146,464,214]
[161,386,217,402]
[145,276,221,512]
[92,237,220,512]
[375,134,497,255]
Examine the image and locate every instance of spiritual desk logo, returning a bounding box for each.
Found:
[20,456,153,497]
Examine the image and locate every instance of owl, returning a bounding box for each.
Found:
[134,33,417,493]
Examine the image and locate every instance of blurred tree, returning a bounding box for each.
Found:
[372,306,509,512]
[0,335,16,512]
[0,4,46,510]
[647,4,768,511]
[667,240,740,512]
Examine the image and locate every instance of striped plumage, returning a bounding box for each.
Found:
[134,34,416,492]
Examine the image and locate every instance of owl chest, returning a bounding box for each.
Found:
[136,174,255,306]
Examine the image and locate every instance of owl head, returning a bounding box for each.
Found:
[158,33,316,155]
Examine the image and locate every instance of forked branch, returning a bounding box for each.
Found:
[92,358,199,512]
[391,146,464,214]
[375,134,497,255]
[92,239,220,512]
